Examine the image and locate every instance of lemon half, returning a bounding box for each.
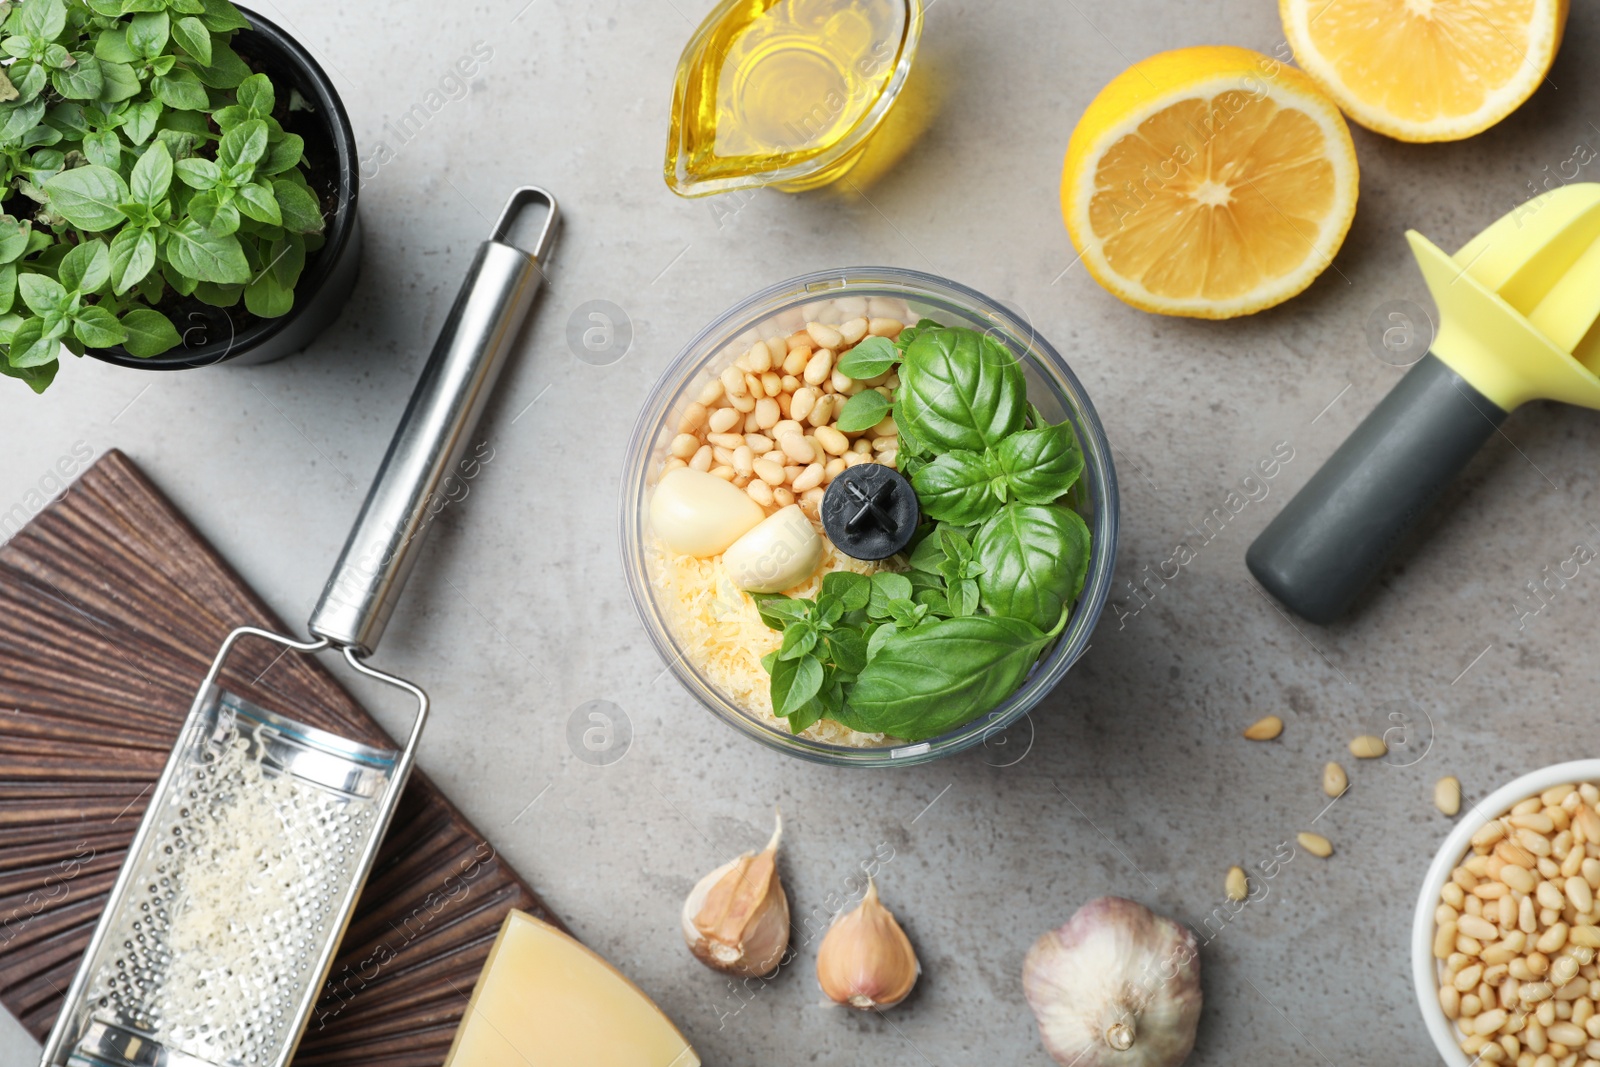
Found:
[1281,0,1568,143]
[1062,46,1359,320]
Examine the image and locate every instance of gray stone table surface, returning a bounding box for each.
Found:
[4,0,1600,1063]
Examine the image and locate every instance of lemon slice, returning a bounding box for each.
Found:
[1062,46,1359,319]
[1281,0,1568,142]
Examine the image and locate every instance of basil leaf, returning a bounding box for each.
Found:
[72,304,126,348]
[825,627,868,675]
[835,335,897,378]
[845,614,1062,740]
[821,570,870,612]
[164,218,250,283]
[896,327,1026,453]
[59,239,110,293]
[778,621,818,662]
[0,217,30,264]
[17,272,68,315]
[994,421,1085,504]
[866,571,912,617]
[772,654,823,718]
[235,70,273,115]
[244,270,292,317]
[195,41,251,89]
[118,306,181,357]
[235,181,281,225]
[218,116,266,169]
[152,68,209,110]
[130,141,173,206]
[835,388,889,432]
[52,53,103,100]
[911,449,1007,524]
[45,163,128,230]
[260,132,303,175]
[18,0,66,39]
[175,155,220,189]
[0,353,57,392]
[171,15,212,66]
[6,316,58,367]
[272,177,323,233]
[109,226,157,294]
[751,593,808,630]
[126,11,169,58]
[974,503,1091,631]
[199,0,252,33]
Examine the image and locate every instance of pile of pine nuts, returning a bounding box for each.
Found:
[1434,782,1600,1065]
[663,312,906,520]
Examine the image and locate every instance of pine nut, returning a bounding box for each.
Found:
[1462,915,1502,941]
[792,463,824,492]
[779,434,814,464]
[804,348,834,386]
[698,379,725,405]
[744,410,761,433]
[772,487,794,508]
[1243,715,1282,740]
[745,434,773,454]
[710,465,735,481]
[753,458,785,486]
[1572,879,1596,915]
[1476,822,1511,848]
[1442,984,1462,1018]
[844,451,872,467]
[1501,840,1539,868]
[1522,830,1556,857]
[831,369,855,393]
[1225,865,1248,901]
[758,370,781,397]
[1549,1022,1586,1046]
[1438,776,1463,816]
[824,457,846,482]
[1540,924,1571,954]
[838,317,868,346]
[746,341,772,373]
[1323,762,1347,797]
[669,433,699,459]
[815,425,849,456]
[1505,866,1539,894]
[1297,831,1332,858]
[791,387,816,422]
[806,321,842,349]
[721,365,748,396]
[746,479,774,507]
[754,397,780,429]
[1516,799,1545,816]
[745,372,766,399]
[798,486,825,519]
[1516,814,1559,834]
[679,402,708,433]
[880,451,898,469]
[690,445,713,472]
[808,393,835,427]
[872,435,899,453]
[731,446,754,477]
[1579,810,1600,845]
[1526,983,1558,1003]
[664,457,688,471]
[868,317,902,337]
[729,391,756,413]
[1440,921,1465,959]
[1477,1009,1511,1035]
[1349,734,1387,759]
[708,407,740,434]
[1525,896,1541,934]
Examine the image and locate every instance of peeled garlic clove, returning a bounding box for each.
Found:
[651,467,766,557]
[1023,896,1201,1067]
[816,878,919,1010]
[722,504,823,592]
[682,809,789,977]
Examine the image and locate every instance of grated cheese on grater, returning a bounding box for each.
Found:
[648,533,901,747]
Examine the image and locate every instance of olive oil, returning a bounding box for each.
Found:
[666,0,918,196]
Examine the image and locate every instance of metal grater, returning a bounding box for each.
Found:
[40,187,559,1067]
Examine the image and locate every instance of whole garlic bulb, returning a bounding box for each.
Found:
[816,878,919,1010]
[1022,897,1202,1067]
[681,810,789,977]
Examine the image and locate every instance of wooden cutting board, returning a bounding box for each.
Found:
[0,449,563,1066]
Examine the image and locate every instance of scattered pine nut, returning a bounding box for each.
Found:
[1349,734,1387,759]
[1225,866,1248,901]
[1297,831,1333,858]
[1243,715,1283,741]
[1323,762,1347,797]
[1436,775,1462,817]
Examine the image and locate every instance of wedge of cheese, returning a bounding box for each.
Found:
[444,910,699,1067]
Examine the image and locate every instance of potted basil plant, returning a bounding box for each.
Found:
[0,0,361,393]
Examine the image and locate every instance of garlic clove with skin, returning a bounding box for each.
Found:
[681,809,789,977]
[1023,896,1202,1067]
[816,878,919,1010]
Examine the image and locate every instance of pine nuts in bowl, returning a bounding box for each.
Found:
[1412,761,1600,1066]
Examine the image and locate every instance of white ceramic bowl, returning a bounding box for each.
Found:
[1412,760,1600,1065]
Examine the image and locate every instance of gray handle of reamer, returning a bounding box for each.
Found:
[1245,353,1507,624]
[308,187,558,656]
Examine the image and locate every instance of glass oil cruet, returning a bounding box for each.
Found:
[664,0,923,197]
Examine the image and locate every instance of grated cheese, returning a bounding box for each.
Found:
[648,530,902,747]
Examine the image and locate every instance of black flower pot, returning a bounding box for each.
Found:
[87,6,361,371]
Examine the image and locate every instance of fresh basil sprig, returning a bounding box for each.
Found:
[894,326,1027,453]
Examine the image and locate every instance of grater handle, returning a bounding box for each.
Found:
[308,187,558,655]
